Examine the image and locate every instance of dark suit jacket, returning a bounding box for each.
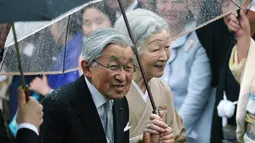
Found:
[40,75,129,143]
[1,109,38,143]
[16,128,39,143]
[0,109,12,143]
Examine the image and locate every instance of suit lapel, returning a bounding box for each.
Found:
[70,76,107,143]
[113,99,124,143]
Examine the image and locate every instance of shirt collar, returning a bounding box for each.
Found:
[84,76,108,108]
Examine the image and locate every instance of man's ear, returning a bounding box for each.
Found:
[81,60,92,78]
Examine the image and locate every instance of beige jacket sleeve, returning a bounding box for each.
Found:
[171,110,187,143]
[229,47,247,84]
[163,81,187,143]
[230,38,255,142]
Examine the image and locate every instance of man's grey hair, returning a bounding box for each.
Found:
[82,28,133,65]
[114,8,169,54]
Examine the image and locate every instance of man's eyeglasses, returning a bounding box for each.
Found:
[93,60,136,74]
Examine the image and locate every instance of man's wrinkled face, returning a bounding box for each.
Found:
[84,44,134,99]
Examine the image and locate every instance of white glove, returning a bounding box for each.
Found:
[217,94,237,127]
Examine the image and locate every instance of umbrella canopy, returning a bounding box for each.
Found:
[0,0,246,75]
[137,0,244,40]
[0,0,90,23]
[0,0,248,110]
[0,1,108,75]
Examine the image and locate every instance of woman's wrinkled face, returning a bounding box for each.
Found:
[140,29,171,79]
[82,8,112,37]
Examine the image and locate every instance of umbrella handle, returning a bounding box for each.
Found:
[20,85,30,102]
[24,88,30,102]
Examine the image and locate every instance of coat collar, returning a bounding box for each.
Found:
[70,75,106,143]
[70,75,125,143]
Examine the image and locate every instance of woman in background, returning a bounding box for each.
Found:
[29,1,114,96]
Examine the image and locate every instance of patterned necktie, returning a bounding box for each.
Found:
[104,101,114,143]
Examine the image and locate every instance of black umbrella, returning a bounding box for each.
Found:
[0,0,89,23]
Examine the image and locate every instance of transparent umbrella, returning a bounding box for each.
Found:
[0,1,106,75]
[0,0,247,106]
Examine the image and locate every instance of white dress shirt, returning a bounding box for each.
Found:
[17,123,39,135]
[85,77,114,142]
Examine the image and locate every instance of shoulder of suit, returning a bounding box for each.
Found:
[41,82,75,105]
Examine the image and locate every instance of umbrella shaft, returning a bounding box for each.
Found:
[11,24,29,102]
[117,0,157,113]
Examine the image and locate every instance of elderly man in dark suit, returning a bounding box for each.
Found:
[40,28,134,143]
[0,88,43,143]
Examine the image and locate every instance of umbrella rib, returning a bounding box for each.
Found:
[230,0,242,10]
[62,16,71,73]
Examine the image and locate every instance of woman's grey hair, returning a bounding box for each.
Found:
[114,8,169,54]
[82,28,133,65]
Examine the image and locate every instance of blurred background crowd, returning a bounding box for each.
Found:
[1,0,255,142]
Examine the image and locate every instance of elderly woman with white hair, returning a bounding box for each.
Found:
[114,9,187,143]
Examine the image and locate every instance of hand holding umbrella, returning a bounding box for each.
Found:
[224,7,251,62]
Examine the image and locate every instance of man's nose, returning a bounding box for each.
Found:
[115,69,126,82]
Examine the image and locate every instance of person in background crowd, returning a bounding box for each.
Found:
[155,0,213,143]
[196,0,255,142]
[104,0,139,18]
[29,1,114,97]
[81,1,115,37]
[226,8,255,142]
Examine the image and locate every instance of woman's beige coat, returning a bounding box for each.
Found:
[126,78,187,143]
